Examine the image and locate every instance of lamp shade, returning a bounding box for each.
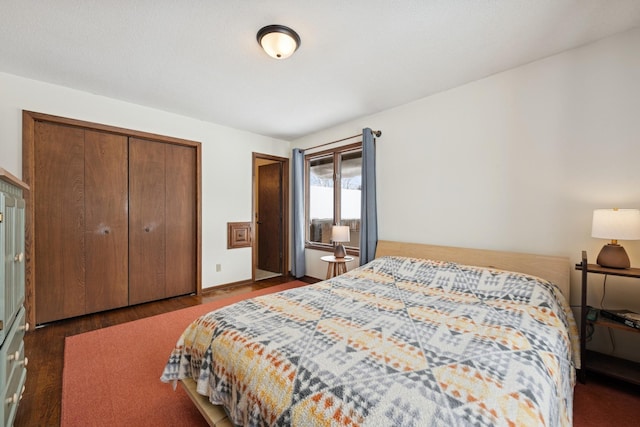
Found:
[592,209,640,240]
[257,25,301,59]
[331,226,350,243]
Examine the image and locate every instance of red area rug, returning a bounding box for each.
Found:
[62,278,640,426]
[573,374,640,426]
[61,281,307,427]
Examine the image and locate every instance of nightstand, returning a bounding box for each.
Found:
[321,255,354,279]
[576,250,640,385]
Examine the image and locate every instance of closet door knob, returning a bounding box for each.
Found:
[14,252,24,262]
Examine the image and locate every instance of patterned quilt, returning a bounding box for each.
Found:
[161,256,579,426]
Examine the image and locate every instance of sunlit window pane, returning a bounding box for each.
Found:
[340,150,361,248]
[309,155,333,244]
[305,143,362,254]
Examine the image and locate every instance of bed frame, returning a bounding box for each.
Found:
[180,240,570,426]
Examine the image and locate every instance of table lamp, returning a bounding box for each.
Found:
[331,225,350,258]
[592,208,640,269]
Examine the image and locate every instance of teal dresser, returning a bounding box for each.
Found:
[0,168,28,426]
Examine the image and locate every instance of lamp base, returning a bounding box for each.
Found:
[596,243,631,269]
[334,244,346,259]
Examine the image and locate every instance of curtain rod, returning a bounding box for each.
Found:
[302,129,381,152]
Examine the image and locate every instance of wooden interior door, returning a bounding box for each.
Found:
[257,162,282,273]
[128,138,166,305]
[84,130,128,313]
[34,122,86,324]
[165,143,196,297]
[34,123,129,323]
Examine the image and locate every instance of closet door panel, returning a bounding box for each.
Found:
[84,131,129,312]
[34,122,85,323]
[165,144,196,297]
[129,138,166,304]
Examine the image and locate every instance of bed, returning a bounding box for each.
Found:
[161,241,579,426]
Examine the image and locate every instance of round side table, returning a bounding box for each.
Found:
[320,255,355,279]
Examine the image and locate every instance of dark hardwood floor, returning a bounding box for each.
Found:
[14,275,314,427]
[16,274,639,427]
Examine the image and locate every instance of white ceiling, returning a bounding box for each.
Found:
[1,1,639,141]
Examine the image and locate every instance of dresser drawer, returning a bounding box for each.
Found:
[3,363,25,427]
[1,307,26,387]
[0,307,26,427]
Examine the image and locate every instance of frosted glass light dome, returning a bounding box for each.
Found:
[257,25,301,59]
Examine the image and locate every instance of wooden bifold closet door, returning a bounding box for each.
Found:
[128,138,196,305]
[30,117,199,324]
[34,123,129,323]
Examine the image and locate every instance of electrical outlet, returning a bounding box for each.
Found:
[216,264,221,272]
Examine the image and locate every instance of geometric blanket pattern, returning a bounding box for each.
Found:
[162,256,579,426]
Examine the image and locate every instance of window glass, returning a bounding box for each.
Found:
[305,144,361,253]
[340,150,361,248]
[308,155,334,245]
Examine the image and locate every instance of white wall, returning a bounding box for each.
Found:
[294,27,640,361]
[0,72,290,289]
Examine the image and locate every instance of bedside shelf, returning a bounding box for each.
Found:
[584,350,640,386]
[579,263,640,278]
[577,251,640,385]
[591,316,640,334]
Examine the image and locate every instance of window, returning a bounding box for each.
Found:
[306,142,362,253]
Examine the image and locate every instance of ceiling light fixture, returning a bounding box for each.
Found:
[257,25,301,59]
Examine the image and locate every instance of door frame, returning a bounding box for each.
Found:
[22,110,202,327]
[252,153,289,280]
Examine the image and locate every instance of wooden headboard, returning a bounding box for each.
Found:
[375,240,570,299]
